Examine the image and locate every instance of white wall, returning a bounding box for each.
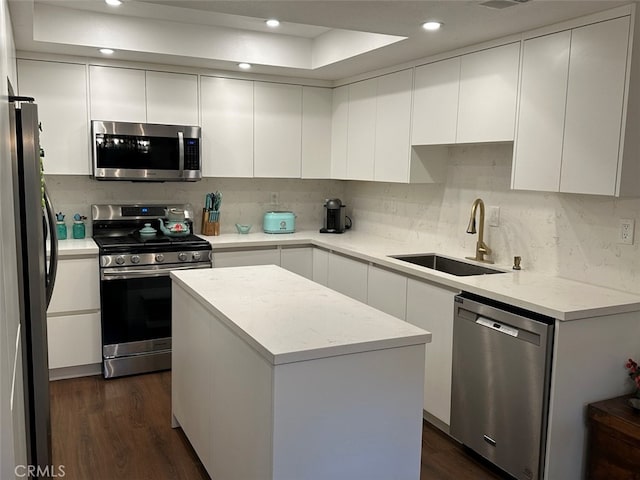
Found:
[344,143,640,294]
[0,0,25,478]
[45,176,345,236]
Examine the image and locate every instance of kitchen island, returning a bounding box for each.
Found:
[170,265,431,480]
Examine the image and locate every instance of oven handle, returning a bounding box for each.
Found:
[101,264,210,280]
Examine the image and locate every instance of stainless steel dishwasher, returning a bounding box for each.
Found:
[450,293,554,480]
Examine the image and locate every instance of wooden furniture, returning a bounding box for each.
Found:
[587,394,640,479]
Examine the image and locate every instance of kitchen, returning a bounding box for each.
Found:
[3,1,640,479]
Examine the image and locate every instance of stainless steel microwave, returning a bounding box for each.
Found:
[92,121,201,181]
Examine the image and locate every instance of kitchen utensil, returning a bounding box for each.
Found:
[139,223,157,237]
[158,218,190,237]
[235,223,252,234]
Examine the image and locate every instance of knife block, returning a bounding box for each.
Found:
[202,210,220,236]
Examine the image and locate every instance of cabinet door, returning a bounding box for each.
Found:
[327,253,368,303]
[201,77,254,177]
[146,71,198,126]
[560,17,630,195]
[512,31,570,192]
[312,248,329,286]
[280,247,313,280]
[47,257,100,314]
[17,60,90,175]
[213,248,280,268]
[254,82,302,178]
[411,57,460,145]
[374,69,413,183]
[457,43,520,143]
[406,279,458,425]
[367,265,407,320]
[47,312,101,369]
[346,78,376,180]
[330,85,349,179]
[301,87,332,179]
[89,66,146,122]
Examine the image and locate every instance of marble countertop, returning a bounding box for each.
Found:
[55,238,98,257]
[171,265,431,365]
[200,230,640,321]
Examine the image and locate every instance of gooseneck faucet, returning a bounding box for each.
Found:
[465,198,493,264]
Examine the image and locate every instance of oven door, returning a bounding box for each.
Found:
[100,263,210,358]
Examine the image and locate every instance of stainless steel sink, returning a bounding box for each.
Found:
[389,253,507,276]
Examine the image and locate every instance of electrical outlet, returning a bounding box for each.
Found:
[270,192,279,205]
[488,206,500,227]
[619,218,635,245]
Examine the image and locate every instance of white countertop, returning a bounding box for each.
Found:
[171,265,431,365]
[55,238,98,257]
[199,230,640,321]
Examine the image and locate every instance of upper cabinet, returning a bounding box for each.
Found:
[89,66,198,126]
[254,82,303,178]
[345,78,377,181]
[301,86,332,179]
[330,85,349,179]
[146,71,198,126]
[411,43,520,146]
[201,76,254,177]
[512,15,632,196]
[17,60,90,175]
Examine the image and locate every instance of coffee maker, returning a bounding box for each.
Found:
[320,198,351,234]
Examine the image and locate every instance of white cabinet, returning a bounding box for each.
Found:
[327,253,368,303]
[346,78,377,180]
[17,60,90,175]
[374,69,413,183]
[254,82,302,178]
[89,66,199,126]
[301,87,332,179]
[46,255,101,372]
[201,76,254,177]
[560,17,630,195]
[367,265,407,320]
[412,57,460,145]
[405,278,458,425]
[89,66,146,122]
[145,71,198,126]
[512,16,631,196]
[213,247,281,268]
[312,248,329,286]
[457,42,520,143]
[280,247,313,280]
[512,31,571,192]
[330,85,349,179]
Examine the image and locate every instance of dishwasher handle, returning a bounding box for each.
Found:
[476,316,519,337]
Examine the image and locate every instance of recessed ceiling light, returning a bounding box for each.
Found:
[266,19,280,28]
[105,0,122,6]
[422,21,443,31]
[238,63,252,70]
[99,48,115,55]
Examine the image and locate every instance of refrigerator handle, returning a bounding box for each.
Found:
[44,185,58,307]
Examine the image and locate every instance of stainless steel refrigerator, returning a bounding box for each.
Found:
[9,97,58,475]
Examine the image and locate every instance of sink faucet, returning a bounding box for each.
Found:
[465,198,493,264]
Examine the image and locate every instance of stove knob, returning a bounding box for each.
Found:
[155,254,165,263]
[131,255,140,264]
[115,255,125,265]
[192,252,201,261]
[178,252,188,262]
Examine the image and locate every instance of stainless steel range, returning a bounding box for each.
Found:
[92,204,212,378]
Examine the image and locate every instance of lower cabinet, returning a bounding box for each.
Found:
[312,248,329,286]
[405,278,458,426]
[213,247,281,267]
[46,255,101,377]
[280,247,313,280]
[327,252,368,303]
[367,265,407,320]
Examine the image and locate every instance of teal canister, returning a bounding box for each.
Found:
[72,220,85,239]
[56,221,67,240]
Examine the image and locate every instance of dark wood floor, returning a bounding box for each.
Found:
[50,371,506,480]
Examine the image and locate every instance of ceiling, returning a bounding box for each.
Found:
[8,0,632,82]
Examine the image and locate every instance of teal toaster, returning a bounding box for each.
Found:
[263,211,295,234]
